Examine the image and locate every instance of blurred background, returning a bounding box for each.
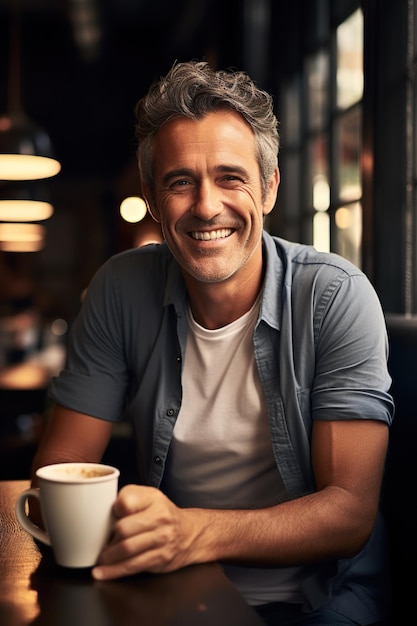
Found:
[0,0,414,492]
[0,0,232,324]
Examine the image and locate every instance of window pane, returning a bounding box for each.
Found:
[336,8,364,109]
[335,106,362,202]
[280,153,302,242]
[281,77,301,146]
[313,174,330,212]
[307,135,330,249]
[313,210,330,252]
[334,201,362,266]
[282,153,301,219]
[307,134,329,208]
[305,50,329,130]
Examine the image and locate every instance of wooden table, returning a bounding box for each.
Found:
[0,481,265,626]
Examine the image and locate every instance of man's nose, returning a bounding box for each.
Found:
[191,181,222,220]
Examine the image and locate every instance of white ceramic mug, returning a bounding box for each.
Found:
[15,462,120,568]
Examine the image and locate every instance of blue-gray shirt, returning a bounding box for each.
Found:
[50,231,394,623]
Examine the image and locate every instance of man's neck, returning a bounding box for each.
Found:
[184,270,264,330]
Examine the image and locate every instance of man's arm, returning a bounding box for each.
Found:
[92,417,389,580]
[31,403,114,482]
[29,404,114,526]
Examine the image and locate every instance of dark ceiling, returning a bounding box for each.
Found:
[0,0,227,184]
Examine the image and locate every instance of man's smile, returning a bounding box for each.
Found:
[189,228,234,241]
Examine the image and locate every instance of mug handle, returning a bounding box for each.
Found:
[15,488,51,547]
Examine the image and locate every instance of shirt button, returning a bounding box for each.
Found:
[167,408,175,416]
[176,355,181,362]
[154,456,162,464]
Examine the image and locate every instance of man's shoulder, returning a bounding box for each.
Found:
[87,242,175,303]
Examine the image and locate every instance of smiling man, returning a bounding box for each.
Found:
[145,109,279,328]
[31,61,394,626]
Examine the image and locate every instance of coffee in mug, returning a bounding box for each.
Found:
[15,462,120,568]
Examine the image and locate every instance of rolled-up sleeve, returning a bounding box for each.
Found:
[312,272,394,425]
[49,258,129,421]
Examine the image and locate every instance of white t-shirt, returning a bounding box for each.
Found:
[162,297,305,606]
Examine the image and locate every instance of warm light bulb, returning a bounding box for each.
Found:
[0,222,44,240]
[335,207,352,229]
[0,199,53,221]
[120,196,147,223]
[0,222,45,251]
[0,154,61,180]
[0,239,44,252]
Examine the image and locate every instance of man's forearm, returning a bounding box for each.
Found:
[183,485,376,568]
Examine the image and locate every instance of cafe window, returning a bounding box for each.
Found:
[279,2,363,267]
[407,0,417,312]
[334,8,363,266]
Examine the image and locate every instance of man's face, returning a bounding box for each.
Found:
[147,110,279,287]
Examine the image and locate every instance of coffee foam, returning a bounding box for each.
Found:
[37,463,118,483]
[65,467,113,478]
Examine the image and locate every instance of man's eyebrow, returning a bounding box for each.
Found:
[214,164,249,177]
[162,168,194,185]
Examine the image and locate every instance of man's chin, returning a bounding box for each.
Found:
[182,265,236,284]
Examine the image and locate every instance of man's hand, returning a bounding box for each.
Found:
[92,485,198,580]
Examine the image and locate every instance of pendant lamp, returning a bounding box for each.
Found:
[0,6,61,183]
[0,6,61,251]
[0,113,61,181]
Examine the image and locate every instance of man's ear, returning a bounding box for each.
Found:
[262,166,280,216]
[142,183,160,223]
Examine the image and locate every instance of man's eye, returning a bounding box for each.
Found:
[223,175,242,183]
[172,179,190,187]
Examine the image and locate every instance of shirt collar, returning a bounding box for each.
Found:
[259,231,284,331]
[162,232,285,330]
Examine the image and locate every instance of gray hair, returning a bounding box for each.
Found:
[135,60,279,198]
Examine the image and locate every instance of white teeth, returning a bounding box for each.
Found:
[190,228,233,240]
